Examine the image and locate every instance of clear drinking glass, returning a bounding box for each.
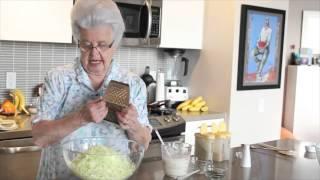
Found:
[315,144,320,166]
[161,141,192,178]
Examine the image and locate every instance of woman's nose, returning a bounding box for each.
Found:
[90,47,101,59]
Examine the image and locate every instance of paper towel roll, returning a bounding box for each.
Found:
[156,71,165,102]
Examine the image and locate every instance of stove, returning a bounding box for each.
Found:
[148,108,185,139]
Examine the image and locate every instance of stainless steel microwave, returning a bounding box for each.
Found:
[114,0,162,47]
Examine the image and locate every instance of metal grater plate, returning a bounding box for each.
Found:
[103,80,129,111]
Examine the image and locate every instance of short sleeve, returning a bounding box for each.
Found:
[130,77,152,130]
[32,71,65,124]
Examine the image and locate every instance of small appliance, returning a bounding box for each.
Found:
[165,86,189,102]
[164,49,189,86]
[114,0,162,47]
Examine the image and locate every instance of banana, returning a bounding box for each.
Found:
[176,99,192,110]
[191,96,203,106]
[188,105,201,112]
[181,105,192,111]
[12,89,29,115]
[193,100,206,108]
[200,106,209,112]
[9,92,20,117]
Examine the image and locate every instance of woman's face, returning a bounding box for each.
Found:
[79,25,115,76]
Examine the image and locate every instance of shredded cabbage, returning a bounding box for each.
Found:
[71,145,135,180]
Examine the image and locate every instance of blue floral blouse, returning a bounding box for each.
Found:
[33,58,150,180]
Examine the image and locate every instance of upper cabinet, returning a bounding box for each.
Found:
[160,0,205,49]
[301,11,320,54]
[0,0,73,43]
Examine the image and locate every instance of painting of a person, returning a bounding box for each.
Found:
[252,17,272,80]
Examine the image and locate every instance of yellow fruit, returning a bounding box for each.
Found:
[191,96,203,106]
[176,99,192,110]
[181,105,192,111]
[200,106,209,112]
[188,106,201,112]
[211,122,218,134]
[193,100,206,108]
[12,89,29,115]
[200,123,208,135]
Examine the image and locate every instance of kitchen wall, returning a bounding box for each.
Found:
[0,40,177,104]
[190,0,289,147]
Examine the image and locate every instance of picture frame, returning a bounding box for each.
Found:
[237,5,286,90]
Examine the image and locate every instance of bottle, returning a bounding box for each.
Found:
[240,144,251,168]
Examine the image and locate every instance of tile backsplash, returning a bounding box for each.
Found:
[0,41,169,104]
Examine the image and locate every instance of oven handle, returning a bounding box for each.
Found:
[145,0,152,40]
[0,145,41,154]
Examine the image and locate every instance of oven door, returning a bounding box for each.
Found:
[115,0,161,47]
[0,138,41,180]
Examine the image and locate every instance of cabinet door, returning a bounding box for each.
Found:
[160,0,204,49]
[0,0,73,43]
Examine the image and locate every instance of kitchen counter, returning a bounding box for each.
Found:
[130,139,320,180]
[177,111,226,122]
[0,115,32,140]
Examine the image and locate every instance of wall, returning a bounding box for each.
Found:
[189,0,235,114]
[285,0,320,65]
[0,40,178,104]
[229,0,289,146]
[190,0,289,147]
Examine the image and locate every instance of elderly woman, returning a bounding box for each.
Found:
[32,0,151,179]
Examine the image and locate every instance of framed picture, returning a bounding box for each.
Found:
[237,5,286,90]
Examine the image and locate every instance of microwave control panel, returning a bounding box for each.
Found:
[150,7,161,38]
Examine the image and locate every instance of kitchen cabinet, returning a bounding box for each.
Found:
[0,0,73,43]
[284,65,320,142]
[160,0,204,49]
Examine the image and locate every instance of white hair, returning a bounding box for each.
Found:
[71,0,125,47]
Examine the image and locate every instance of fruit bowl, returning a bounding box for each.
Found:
[62,137,144,180]
[316,144,320,166]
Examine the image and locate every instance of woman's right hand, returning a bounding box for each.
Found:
[78,97,108,124]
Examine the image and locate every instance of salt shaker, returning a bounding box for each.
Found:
[240,144,251,168]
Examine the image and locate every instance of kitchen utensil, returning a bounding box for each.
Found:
[161,141,192,178]
[141,67,157,104]
[195,133,230,162]
[176,169,200,180]
[154,129,165,146]
[104,80,129,111]
[253,143,296,157]
[62,137,144,180]
[141,66,155,87]
[164,49,189,86]
[155,129,171,157]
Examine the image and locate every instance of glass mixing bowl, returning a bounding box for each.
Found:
[62,137,144,180]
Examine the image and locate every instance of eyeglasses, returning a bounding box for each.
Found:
[79,40,114,53]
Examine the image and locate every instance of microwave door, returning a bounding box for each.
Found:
[116,1,151,46]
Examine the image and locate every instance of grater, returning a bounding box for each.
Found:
[103,80,129,111]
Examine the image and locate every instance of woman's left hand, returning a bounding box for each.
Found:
[115,104,141,131]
